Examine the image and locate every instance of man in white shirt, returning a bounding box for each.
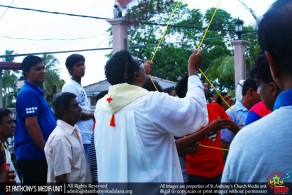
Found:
[94,49,208,184]
[45,92,91,183]
[62,54,94,161]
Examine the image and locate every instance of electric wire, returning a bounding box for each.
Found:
[0,4,108,20]
[0,34,108,41]
[0,0,15,22]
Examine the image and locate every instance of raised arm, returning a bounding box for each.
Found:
[176,118,231,155]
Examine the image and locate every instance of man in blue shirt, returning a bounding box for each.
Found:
[220,78,260,151]
[222,0,292,185]
[15,55,56,185]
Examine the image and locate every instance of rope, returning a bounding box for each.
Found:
[148,0,181,91]
[148,75,159,91]
[151,0,181,62]
[196,0,245,126]
[149,0,245,152]
[200,143,229,151]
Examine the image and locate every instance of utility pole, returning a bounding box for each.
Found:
[232,40,248,87]
[107,17,129,54]
[233,18,247,87]
[107,3,129,54]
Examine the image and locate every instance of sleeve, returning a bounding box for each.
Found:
[245,111,261,126]
[18,90,39,118]
[220,109,236,142]
[5,149,21,183]
[52,138,72,177]
[211,103,230,119]
[144,75,208,137]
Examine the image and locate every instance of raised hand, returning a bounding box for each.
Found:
[143,60,153,75]
[188,49,202,76]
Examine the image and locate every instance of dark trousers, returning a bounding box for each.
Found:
[17,159,48,184]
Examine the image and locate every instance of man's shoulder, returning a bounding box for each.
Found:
[62,80,83,93]
[18,85,37,96]
[227,102,248,116]
[62,80,74,88]
[226,105,237,116]
[207,102,224,112]
[47,127,69,144]
[235,114,274,139]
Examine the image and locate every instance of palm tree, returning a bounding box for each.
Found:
[42,54,65,103]
[1,50,19,108]
[204,56,235,91]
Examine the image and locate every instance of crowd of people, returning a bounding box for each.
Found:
[1,0,292,193]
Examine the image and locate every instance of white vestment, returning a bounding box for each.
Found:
[94,75,208,182]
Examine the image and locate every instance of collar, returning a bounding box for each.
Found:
[273,89,292,110]
[70,79,82,86]
[57,120,77,135]
[24,81,44,95]
[102,83,149,114]
[233,101,248,112]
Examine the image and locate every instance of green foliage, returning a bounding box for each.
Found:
[127,1,202,81]
[205,56,234,90]
[42,54,65,104]
[1,50,19,108]
[242,25,260,75]
[111,0,260,91]
[151,44,192,81]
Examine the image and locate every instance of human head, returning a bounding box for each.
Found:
[203,83,210,97]
[53,92,82,125]
[143,79,162,92]
[0,108,15,142]
[22,55,45,85]
[258,0,292,90]
[175,74,188,98]
[216,92,234,110]
[249,52,281,110]
[242,77,258,96]
[65,54,85,77]
[241,77,261,109]
[105,50,147,86]
[163,86,177,97]
[203,82,213,102]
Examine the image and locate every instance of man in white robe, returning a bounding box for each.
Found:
[94,49,208,183]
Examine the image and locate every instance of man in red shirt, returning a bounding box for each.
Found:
[175,75,240,183]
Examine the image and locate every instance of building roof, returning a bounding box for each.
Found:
[84,76,176,97]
